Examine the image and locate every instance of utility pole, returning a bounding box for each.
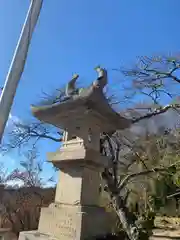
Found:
[0,0,43,143]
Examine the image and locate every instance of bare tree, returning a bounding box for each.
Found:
[0,155,55,237]
[0,186,55,237]
[1,121,63,154]
[100,125,180,239]
[119,55,180,110]
[6,148,54,188]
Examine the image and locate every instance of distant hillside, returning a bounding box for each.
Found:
[0,186,55,237]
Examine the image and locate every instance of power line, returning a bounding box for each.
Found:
[0,0,43,143]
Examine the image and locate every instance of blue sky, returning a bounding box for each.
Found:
[0,0,180,182]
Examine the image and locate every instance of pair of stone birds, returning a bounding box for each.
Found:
[65,66,107,97]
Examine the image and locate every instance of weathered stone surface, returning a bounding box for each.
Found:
[38,203,111,240]
[19,231,58,240]
[55,167,101,205]
[47,147,108,170]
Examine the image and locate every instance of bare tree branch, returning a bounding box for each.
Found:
[132,104,180,123]
[118,161,180,191]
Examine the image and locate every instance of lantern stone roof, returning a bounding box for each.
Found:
[31,68,132,133]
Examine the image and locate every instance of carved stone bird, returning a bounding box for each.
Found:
[65,73,79,97]
[93,66,107,89]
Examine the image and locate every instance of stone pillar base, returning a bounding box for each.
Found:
[19,231,59,240]
[20,203,112,240]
